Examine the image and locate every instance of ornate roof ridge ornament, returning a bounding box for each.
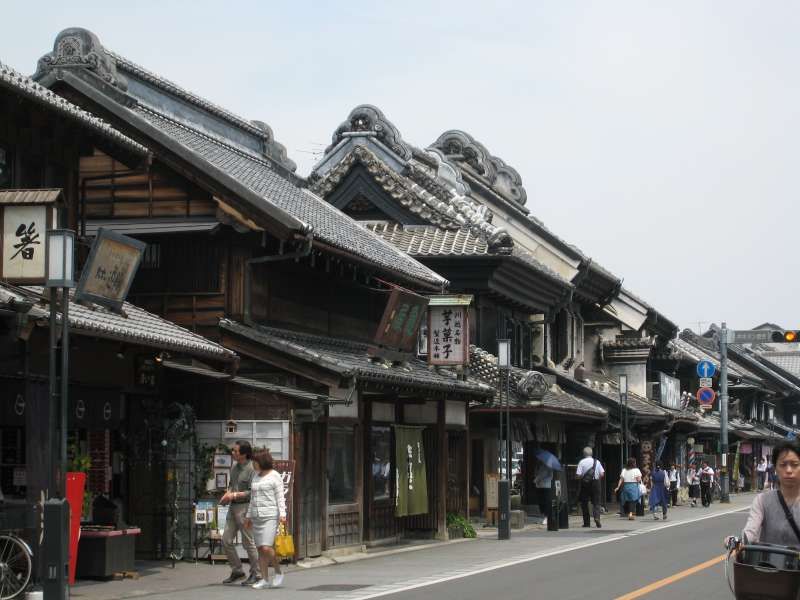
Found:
[35,27,127,90]
[250,120,297,173]
[36,28,298,173]
[517,371,552,401]
[327,104,413,160]
[432,130,527,207]
[311,145,513,251]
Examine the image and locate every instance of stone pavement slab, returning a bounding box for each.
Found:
[67,493,755,600]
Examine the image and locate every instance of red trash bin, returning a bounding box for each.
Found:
[66,472,86,584]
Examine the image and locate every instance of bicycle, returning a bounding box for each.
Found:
[724,536,800,599]
[0,530,33,600]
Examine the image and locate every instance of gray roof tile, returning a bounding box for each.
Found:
[0,284,236,361]
[757,351,800,379]
[467,346,607,418]
[219,319,493,397]
[0,61,147,157]
[363,223,571,286]
[134,107,447,289]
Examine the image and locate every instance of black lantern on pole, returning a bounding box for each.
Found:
[45,228,75,498]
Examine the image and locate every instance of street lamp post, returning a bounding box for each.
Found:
[719,322,730,503]
[619,375,628,463]
[497,339,511,540]
[45,229,76,497]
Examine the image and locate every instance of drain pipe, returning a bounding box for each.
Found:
[244,232,313,325]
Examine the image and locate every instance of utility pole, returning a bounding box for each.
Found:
[719,322,730,503]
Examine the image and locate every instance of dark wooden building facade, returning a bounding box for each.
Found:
[32,28,492,558]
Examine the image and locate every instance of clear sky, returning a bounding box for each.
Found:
[3,1,799,333]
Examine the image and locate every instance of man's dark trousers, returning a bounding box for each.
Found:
[579,480,601,526]
[700,482,712,507]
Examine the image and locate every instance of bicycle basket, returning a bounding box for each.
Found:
[732,544,800,600]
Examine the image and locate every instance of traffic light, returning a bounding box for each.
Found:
[771,330,800,343]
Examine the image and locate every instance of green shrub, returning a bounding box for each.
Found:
[446,512,476,538]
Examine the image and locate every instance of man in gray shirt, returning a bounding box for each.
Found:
[220,440,261,585]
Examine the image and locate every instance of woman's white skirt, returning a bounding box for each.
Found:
[252,517,278,547]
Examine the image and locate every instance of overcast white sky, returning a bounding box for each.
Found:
[4,1,799,333]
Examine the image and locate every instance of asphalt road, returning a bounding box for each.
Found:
[367,511,747,600]
[73,500,752,600]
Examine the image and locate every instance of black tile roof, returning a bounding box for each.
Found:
[32,29,448,291]
[0,60,147,157]
[363,223,572,287]
[467,346,607,419]
[219,319,493,398]
[544,366,667,419]
[0,284,236,362]
[129,106,447,289]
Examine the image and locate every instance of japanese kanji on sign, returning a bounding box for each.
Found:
[427,294,472,366]
[0,189,61,284]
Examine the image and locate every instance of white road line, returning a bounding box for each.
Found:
[320,506,748,600]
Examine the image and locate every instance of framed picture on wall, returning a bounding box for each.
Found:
[213,453,232,468]
[215,472,228,490]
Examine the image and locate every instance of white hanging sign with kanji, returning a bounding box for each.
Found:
[428,304,470,366]
[1,204,55,284]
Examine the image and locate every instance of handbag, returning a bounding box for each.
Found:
[638,482,647,496]
[274,522,295,559]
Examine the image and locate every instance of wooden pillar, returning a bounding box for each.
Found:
[363,399,372,542]
[436,399,448,540]
[465,403,471,519]
[25,378,55,583]
[25,378,56,504]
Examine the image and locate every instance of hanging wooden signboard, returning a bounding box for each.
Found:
[75,228,145,313]
[428,295,472,366]
[370,287,429,359]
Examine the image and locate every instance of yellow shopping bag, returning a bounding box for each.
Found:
[274,522,295,559]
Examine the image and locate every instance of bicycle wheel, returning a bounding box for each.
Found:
[0,534,32,600]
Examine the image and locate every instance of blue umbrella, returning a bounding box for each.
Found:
[534,449,562,471]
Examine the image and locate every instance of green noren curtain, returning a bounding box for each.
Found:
[394,425,428,517]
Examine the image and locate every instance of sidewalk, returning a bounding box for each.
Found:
[67,493,754,600]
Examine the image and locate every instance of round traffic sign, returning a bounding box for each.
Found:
[696,360,717,378]
[697,387,716,405]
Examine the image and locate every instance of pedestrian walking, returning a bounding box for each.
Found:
[649,463,669,520]
[766,459,775,490]
[686,465,701,507]
[575,447,605,528]
[614,457,642,520]
[667,463,680,507]
[534,457,554,526]
[245,449,287,589]
[699,461,714,507]
[769,459,780,490]
[756,457,767,491]
[220,440,261,585]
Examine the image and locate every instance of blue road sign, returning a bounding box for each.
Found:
[697,387,716,405]
[697,360,716,378]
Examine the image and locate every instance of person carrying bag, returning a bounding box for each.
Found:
[274,521,295,560]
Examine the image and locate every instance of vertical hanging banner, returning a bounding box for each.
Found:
[428,295,472,366]
[274,459,295,532]
[394,426,428,517]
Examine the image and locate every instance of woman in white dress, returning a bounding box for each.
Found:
[245,450,287,589]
